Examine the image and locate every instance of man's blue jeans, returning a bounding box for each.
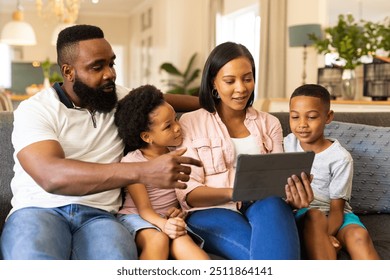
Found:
[186,196,300,260]
[0,204,137,260]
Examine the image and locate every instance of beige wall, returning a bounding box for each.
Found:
[2,0,385,97]
[286,0,327,97]
[126,0,209,90]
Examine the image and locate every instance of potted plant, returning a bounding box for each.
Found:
[362,16,390,59]
[309,14,367,99]
[40,58,52,88]
[309,14,390,100]
[159,53,201,95]
[308,14,367,70]
[40,58,63,86]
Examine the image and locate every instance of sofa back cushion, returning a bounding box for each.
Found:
[0,112,14,231]
[325,121,390,214]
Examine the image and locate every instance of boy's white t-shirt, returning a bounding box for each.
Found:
[9,84,129,216]
[284,133,353,213]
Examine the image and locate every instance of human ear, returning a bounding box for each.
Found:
[62,64,74,82]
[326,110,334,124]
[140,131,152,144]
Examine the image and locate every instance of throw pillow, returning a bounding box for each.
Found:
[325,121,390,214]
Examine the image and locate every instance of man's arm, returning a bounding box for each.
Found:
[117,84,200,113]
[164,94,200,113]
[17,140,201,196]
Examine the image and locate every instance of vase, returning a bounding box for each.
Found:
[43,77,51,89]
[341,69,356,100]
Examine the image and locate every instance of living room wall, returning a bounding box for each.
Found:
[3,0,386,98]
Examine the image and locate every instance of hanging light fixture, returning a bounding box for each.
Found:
[51,20,75,46]
[35,1,81,46]
[0,0,37,46]
[35,0,81,24]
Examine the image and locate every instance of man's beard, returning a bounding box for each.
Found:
[73,78,118,113]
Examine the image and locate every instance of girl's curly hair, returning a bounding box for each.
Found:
[114,84,165,152]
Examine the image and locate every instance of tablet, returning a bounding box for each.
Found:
[232,151,315,202]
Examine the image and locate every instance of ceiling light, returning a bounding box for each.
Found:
[51,21,75,46]
[36,0,81,24]
[0,0,37,46]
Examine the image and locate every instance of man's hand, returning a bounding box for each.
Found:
[285,172,314,209]
[141,148,202,189]
[163,217,187,239]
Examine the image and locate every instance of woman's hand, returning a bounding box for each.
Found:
[285,172,314,209]
[162,217,187,239]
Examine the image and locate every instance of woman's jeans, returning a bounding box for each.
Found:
[0,204,137,260]
[186,196,300,260]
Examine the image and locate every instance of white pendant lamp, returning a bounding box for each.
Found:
[0,1,37,46]
[51,21,75,46]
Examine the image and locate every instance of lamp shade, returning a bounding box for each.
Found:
[289,24,321,47]
[0,10,37,46]
[51,22,75,46]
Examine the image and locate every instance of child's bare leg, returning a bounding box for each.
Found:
[136,228,170,260]
[170,234,210,260]
[337,224,380,260]
[303,209,337,260]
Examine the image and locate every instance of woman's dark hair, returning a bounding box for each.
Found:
[199,42,256,113]
[114,84,165,152]
[56,24,105,66]
[290,84,331,112]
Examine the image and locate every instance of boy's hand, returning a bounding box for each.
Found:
[285,172,314,209]
[163,217,187,239]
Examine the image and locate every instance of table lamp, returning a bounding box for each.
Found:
[289,24,322,85]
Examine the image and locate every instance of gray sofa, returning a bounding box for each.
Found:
[1,110,390,259]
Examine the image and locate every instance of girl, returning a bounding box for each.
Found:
[114,84,209,260]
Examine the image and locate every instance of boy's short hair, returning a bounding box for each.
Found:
[290,84,331,111]
[114,84,165,152]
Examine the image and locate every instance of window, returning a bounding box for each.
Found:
[216,4,260,97]
[0,43,11,89]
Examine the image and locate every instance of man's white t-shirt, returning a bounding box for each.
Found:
[9,84,129,216]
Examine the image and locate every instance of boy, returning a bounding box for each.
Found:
[284,84,379,260]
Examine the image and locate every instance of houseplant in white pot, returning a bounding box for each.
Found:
[309,14,367,100]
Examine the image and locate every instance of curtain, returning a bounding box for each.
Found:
[207,0,224,54]
[258,0,287,99]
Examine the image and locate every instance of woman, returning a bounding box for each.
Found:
[176,42,313,260]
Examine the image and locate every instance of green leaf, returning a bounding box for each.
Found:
[159,63,182,76]
[159,52,201,95]
[184,69,201,86]
[183,53,197,79]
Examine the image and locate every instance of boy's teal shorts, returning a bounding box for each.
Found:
[295,208,366,231]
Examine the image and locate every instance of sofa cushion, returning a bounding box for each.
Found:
[0,112,14,231]
[325,121,390,214]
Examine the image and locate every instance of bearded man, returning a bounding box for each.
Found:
[0,24,201,260]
